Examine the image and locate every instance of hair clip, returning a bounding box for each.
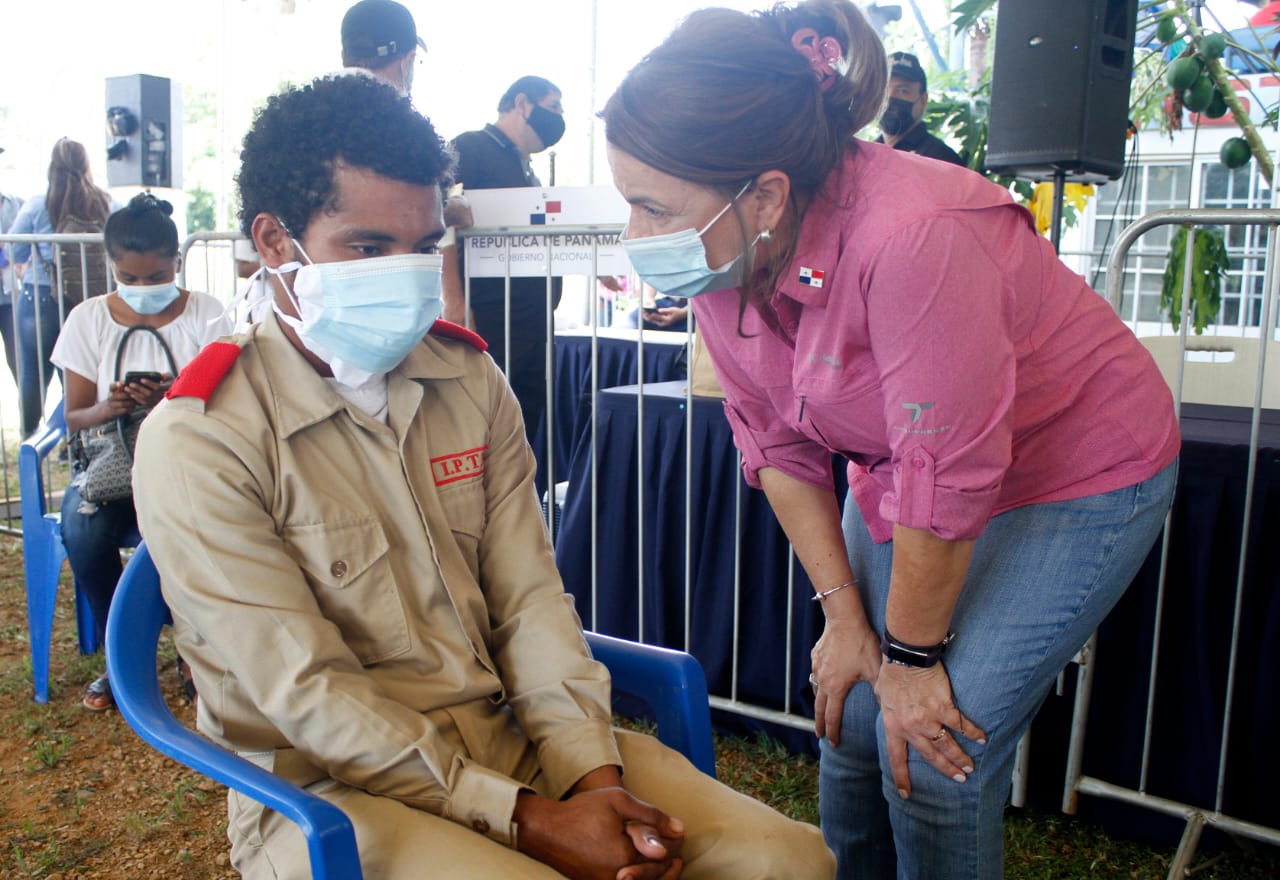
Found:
[790,27,843,92]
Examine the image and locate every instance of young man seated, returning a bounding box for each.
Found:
[133,73,833,880]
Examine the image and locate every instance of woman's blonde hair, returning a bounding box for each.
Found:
[45,138,112,230]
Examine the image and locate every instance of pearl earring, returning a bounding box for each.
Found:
[759,229,773,242]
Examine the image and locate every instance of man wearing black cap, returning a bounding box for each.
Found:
[341,0,426,96]
[876,51,965,167]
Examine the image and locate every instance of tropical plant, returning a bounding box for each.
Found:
[1161,225,1229,334]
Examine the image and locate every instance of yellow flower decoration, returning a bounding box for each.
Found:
[1028,182,1096,236]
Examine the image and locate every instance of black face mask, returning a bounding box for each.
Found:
[526,104,565,151]
[879,97,918,137]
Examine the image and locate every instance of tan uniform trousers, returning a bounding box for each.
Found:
[229,729,834,879]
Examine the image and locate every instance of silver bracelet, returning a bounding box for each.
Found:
[812,580,856,602]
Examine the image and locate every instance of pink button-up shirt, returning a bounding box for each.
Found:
[693,143,1180,543]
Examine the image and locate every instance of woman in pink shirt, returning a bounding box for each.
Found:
[603,2,1179,878]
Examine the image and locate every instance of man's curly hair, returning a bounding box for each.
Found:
[236,73,453,237]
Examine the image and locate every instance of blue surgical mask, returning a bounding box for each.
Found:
[116,280,180,314]
[620,180,757,299]
[271,248,444,388]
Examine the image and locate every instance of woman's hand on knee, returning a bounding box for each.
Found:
[810,618,881,746]
[874,661,986,799]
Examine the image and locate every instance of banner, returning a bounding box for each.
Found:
[464,186,631,277]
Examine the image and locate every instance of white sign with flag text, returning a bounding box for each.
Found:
[463,186,632,278]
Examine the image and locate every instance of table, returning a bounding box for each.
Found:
[536,329,688,489]
[555,386,1280,833]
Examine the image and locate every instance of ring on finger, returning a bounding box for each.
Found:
[929,727,947,742]
[808,673,819,690]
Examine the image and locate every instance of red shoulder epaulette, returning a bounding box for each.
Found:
[166,342,244,403]
[429,319,488,352]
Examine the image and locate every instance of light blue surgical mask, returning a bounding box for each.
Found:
[620,180,757,299]
[271,247,444,388]
[116,280,180,314]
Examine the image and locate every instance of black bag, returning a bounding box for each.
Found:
[70,325,178,503]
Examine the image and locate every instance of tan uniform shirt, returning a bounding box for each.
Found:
[134,316,621,847]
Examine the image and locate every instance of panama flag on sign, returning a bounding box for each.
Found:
[798,266,825,288]
[528,198,563,225]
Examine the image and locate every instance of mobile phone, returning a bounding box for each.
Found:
[123,371,163,385]
[643,307,660,315]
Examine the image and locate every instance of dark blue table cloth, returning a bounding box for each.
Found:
[535,330,688,492]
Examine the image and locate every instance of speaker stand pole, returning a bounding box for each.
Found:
[1049,168,1067,256]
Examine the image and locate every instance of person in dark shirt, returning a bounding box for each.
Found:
[875,51,965,167]
[450,76,565,449]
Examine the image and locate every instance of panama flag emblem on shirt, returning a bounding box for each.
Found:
[798,267,825,288]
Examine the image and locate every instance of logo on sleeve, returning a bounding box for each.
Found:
[431,445,488,486]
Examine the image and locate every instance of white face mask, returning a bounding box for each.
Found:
[116,279,180,314]
[619,180,757,299]
[267,242,444,388]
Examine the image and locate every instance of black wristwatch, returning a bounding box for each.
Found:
[880,629,955,668]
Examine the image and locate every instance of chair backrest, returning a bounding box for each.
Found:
[106,543,363,880]
[19,400,67,523]
[1140,335,1280,408]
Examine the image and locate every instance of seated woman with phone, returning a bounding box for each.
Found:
[50,193,232,711]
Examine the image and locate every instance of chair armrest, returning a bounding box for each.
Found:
[120,701,363,880]
[586,631,717,778]
[107,545,362,880]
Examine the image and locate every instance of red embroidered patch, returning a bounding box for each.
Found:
[431,445,488,486]
[167,342,243,402]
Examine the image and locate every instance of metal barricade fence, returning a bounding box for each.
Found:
[0,232,113,534]
[458,224,818,735]
[179,231,249,304]
[1057,208,1280,879]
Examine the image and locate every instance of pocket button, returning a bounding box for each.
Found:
[330,560,349,578]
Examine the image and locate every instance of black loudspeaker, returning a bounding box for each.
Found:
[986,0,1136,182]
[104,74,182,189]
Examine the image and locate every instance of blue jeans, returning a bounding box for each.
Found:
[18,284,62,437]
[820,462,1177,880]
[60,482,138,648]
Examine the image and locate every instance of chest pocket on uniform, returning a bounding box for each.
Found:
[282,517,410,665]
[436,480,487,579]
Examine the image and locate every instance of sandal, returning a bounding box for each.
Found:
[82,674,114,712]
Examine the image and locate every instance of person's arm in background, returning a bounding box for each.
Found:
[441,186,471,326]
[8,197,37,275]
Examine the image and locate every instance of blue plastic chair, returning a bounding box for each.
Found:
[19,401,141,703]
[107,541,717,878]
